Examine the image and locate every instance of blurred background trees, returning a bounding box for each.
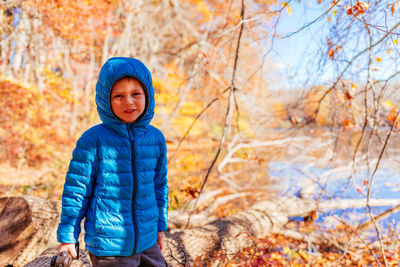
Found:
[0,0,280,199]
[1,0,400,264]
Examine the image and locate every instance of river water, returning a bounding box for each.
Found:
[269,160,400,232]
[264,129,400,235]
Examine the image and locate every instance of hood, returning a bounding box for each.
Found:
[95,57,155,136]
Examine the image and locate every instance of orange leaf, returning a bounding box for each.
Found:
[183,186,199,198]
[328,48,335,59]
[345,91,353,101]
[363,179,368,186]
[342,119,352,126]
[355,1,369,14]
[347,1,369,16]
[387,108,397,124]
[391,4,395,15]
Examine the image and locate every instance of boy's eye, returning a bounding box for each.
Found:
[113,94,122,98]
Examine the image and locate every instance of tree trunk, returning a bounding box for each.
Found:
[3,196,399,266]
[163,197,316,266]
[0,196,61,266]
[0,197,33,265]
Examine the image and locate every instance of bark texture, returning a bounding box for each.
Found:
[0,196,89,267]
[0,197,33,265]
[163,197,316,266]
[2,196,398,266]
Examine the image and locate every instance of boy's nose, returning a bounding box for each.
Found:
[126,96,134,105]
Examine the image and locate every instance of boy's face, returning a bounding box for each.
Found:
[110,78,146,123]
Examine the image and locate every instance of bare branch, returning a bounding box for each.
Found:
[185,0,246,228]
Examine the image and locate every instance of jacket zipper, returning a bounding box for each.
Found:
[128,124,138,254]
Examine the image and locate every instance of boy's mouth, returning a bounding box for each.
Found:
[124,109,136,113]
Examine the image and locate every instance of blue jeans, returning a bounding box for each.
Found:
[89,243,166,267]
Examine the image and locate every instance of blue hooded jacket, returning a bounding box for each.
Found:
[57,57,168,256]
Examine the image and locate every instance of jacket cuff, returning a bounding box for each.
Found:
[158,221,168,232]
[57,224,79,243]
[57,231,78,244]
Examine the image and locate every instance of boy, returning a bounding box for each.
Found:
[57,57,168,267]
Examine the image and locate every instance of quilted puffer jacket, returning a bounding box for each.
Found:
[57,57,168,256]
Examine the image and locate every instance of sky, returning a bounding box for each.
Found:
[268,1,333,90]
[268,0,400,91]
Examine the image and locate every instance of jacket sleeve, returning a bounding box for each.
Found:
[57,135,97,243]
[154,135,168,232]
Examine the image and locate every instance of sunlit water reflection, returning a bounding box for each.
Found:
[270,161,400,234]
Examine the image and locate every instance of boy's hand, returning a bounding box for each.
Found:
[157,232,164,250]
[58,243,78,259]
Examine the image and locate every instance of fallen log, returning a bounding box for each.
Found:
[163,197,317,266]
[0,196,68,267]
[164,197,400,265]
[0,195,90,267]
[0,197,33,265]
[2,196,398,266]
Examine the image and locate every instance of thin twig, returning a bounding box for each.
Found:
[357,204,400,231]
[316,209,379,263]
[366,108,400,266]
[168,86,231,162]
[218,17,259,37]
[314,21,400,120]
[185,0,245,229]
[281,0,339,39]
[350,15,374,186]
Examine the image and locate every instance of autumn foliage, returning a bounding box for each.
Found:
[346,1,369,16]
[1,0,400,265]
[0,77,73,165]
